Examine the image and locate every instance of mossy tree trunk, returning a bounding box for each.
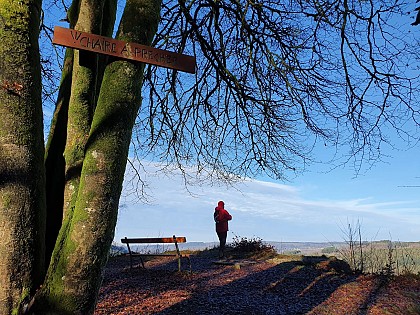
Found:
[44,0,117,267]
[43,0,80,266]
[62,0,106,224]
[30,0,162,314]
[0,0,46,314]
[1,0,162,313]
[44,47,73,270]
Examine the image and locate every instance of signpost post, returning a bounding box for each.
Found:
[52,26,196,74]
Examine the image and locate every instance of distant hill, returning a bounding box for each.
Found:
[112,240,346,255]
[112,240,419,256]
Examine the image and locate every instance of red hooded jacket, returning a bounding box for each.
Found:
[214,201,232,233]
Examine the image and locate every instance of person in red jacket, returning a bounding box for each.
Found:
[214,200,232,259]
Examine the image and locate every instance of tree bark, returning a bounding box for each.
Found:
[0,0,46,313]
[44,0,117,268]
[44,48,73,269]
[31,0,162,313]
[62,0,107,226]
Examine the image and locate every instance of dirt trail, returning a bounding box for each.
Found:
[95,253,420,315]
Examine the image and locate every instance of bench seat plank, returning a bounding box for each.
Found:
[122,237,186,244]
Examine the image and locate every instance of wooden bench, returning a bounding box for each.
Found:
[121,235,191,272]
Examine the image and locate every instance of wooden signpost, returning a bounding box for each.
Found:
[52,26,196,74]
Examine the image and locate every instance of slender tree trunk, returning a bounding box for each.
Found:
[62,0,106,225]
[31,0,162,313]
[44,48,73,268]
[0,0,45,313]
[44,0,82,267]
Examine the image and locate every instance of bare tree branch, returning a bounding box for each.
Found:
[132,0,419,181]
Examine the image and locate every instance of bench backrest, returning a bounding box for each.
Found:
[121,236,186,244]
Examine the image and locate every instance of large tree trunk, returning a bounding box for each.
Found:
[30,0,162,313]
[0,0,46,313]
[44,0,118,267]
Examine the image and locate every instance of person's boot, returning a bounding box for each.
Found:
[219,249,224,259]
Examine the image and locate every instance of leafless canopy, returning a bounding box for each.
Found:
[134,0,420,180]
[47,0,420,181]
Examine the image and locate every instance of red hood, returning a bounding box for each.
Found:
[216,200,225,210]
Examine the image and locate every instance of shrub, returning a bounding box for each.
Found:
[230,235,277,260]
[231,235,273,252]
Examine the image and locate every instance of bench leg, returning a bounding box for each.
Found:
[178,256,192,273]
[129,254,145,270]
[139,256,145,269]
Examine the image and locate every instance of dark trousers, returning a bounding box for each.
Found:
[217,231,227,258]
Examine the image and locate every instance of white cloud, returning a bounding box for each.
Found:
[114,160,420,243]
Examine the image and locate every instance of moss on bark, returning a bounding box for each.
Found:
[34,0,162,313]
[44,48,74,269]
[62,0,117,221]
[0,0,46,313]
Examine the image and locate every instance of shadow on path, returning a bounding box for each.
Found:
[96,253,385,315]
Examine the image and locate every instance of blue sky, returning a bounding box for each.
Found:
[110,4,417,246]
[114,144,420,244]
[41,2,420,244]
